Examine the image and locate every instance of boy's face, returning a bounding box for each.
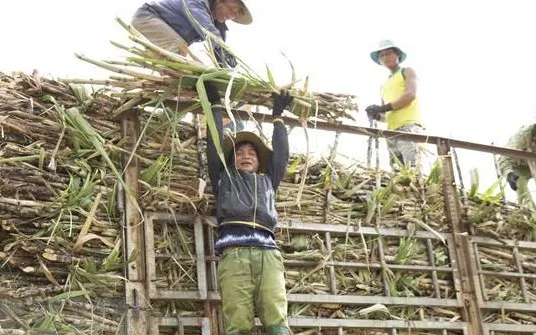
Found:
[235,142,259,173]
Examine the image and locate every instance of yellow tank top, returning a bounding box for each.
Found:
[381,68,421,130]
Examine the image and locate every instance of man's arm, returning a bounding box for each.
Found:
[390,67,417,110]
[204,83,224,195]
[185,0,224,41]
[184,0,235,67]
[365,67,418,119]
[269,120,289,190]
[268,92,293,190]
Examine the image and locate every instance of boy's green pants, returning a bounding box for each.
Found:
[217,247,289,335]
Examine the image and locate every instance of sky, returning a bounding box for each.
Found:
[2,0,536,201]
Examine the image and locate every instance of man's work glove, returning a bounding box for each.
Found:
[272,91,294,117]
[204,82,220,104]
[215,47,237,68]
[506,172,519,191]
[365,103,392,120]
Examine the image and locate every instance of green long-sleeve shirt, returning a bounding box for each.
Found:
[498,124,536,178]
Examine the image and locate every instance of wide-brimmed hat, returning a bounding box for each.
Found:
[370,40,407,65]
[223,131,272,172]
[233,0,253,25]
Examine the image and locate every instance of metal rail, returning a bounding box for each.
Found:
[147,100,536,161]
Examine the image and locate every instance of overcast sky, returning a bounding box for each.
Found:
[3,0,535,200]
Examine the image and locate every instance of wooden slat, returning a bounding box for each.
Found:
[484,323,536,332]
[194,217,207,299]
[121,111,151,335]
[154,290,204,300]
[160,291,462,308]
[482,300,536,312]
[159,317,468,330]
[473,236,536,249]
[279,222,445,240]
[147,213,536,250]
[144,215,157,299]
[426,239,442,298]
[158,317,210,328]
[438,139,485,335]
[472,243,489,301]
[479,270,536,280]
[513,245,529,303]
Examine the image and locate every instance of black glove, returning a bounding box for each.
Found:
[506,172,519,191]
[215,47,237,68]
[203,82,220,104]
[272,91,294,117]
[365,103,392,120]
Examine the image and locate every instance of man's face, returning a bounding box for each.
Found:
[234,142,259,173]
[213,0,245,23]
[379,48,399,68]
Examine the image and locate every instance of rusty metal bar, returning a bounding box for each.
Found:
[446,236,465,309]
[437,139,485,335]
[139,100,536,162]
[121,111,151,335]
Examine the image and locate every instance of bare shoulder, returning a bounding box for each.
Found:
[403,67,417,79]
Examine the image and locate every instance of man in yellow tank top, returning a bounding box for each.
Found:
[365,40,422,168]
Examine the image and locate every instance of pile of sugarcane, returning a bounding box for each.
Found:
[3,70,536,332]
[60,18,358,128]
[0,72,128,333]
[0,72,208,333]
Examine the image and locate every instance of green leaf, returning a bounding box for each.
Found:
[266,64,276,86]
[35,314,55,331]
[48,290,90,301]
[142,155,169,184]
[469,168,479,197]
[480,178,504,203]
[286,157,302,174]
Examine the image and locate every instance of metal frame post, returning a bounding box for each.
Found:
[437,139,485,335]
[121,111,152,334]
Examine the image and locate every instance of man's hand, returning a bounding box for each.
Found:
[365,103,392,120]
[215,47,237,68]
[204,82,220,104]
[272,91,294,117]
[507,172,519,191]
